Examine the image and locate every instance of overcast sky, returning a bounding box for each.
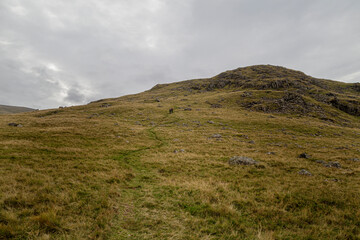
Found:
[1,0,359,109]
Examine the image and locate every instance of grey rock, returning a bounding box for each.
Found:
[324,162,341,168]
[238,134,249,139]
[298,169,312,176]
[299,153,311,159]
[347,158,359,162]
[211,134,222,138]
[8,123,22,127]
[207,120,215,124]
[326,178,340,182]
[88,113,99,119]
[316,160,326,164]
[184,108,192,111]
[267,152,276,155]
[241,91,252,97]
[100,103,111,108]
[248,140,255,144]
[174,149,185,153]
[229,156,258,166]
[210,103,222,108]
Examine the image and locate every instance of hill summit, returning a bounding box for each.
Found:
[150,65,360,124]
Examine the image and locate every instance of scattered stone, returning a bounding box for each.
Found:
[335,146,348,150]
[207,120,215,124]
[268,142,287,147]
[238,134,249,139]
[299,153,311,159]
[298,169,312,176]
[210,104,222,108]
[211,134,222,138]
[256,165,266,169]
[347,158,359,162]
[174,149,185,153]
[8,123,22,127]
[135,121,142,125]
[316,160,326,164]
[248,140,255,144]
[229,156,258,166]
[241,91,252,97]
[324,162,341,168]
[268,115,276,118]
[267,152,276,155]
[100,103,111,108]
[88,113,99,119]
[184,108,192,111]
[326,178,340,182]
[155,98,160,102]
[114,123,119,126]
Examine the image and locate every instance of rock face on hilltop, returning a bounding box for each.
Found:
[150,65,360,119]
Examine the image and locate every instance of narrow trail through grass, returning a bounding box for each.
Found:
[109,115,177,239]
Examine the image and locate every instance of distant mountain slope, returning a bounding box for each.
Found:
[0,104,35,114]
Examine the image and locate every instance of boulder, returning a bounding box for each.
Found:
[229,156,258,165]
[211,134,222,138]
[8,123,22,127]
[299,153,311,159]
[298,169,312,176]
[324,162,341,168]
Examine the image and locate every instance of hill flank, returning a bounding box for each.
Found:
[0,65,359,239]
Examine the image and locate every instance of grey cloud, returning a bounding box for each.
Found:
[64,87,86,104]
[0,0,359,109]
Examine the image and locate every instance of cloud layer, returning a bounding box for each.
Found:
[1,0,359,109]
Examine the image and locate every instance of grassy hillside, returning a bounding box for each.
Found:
[0,65,359,239]
[0,105,35,114]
